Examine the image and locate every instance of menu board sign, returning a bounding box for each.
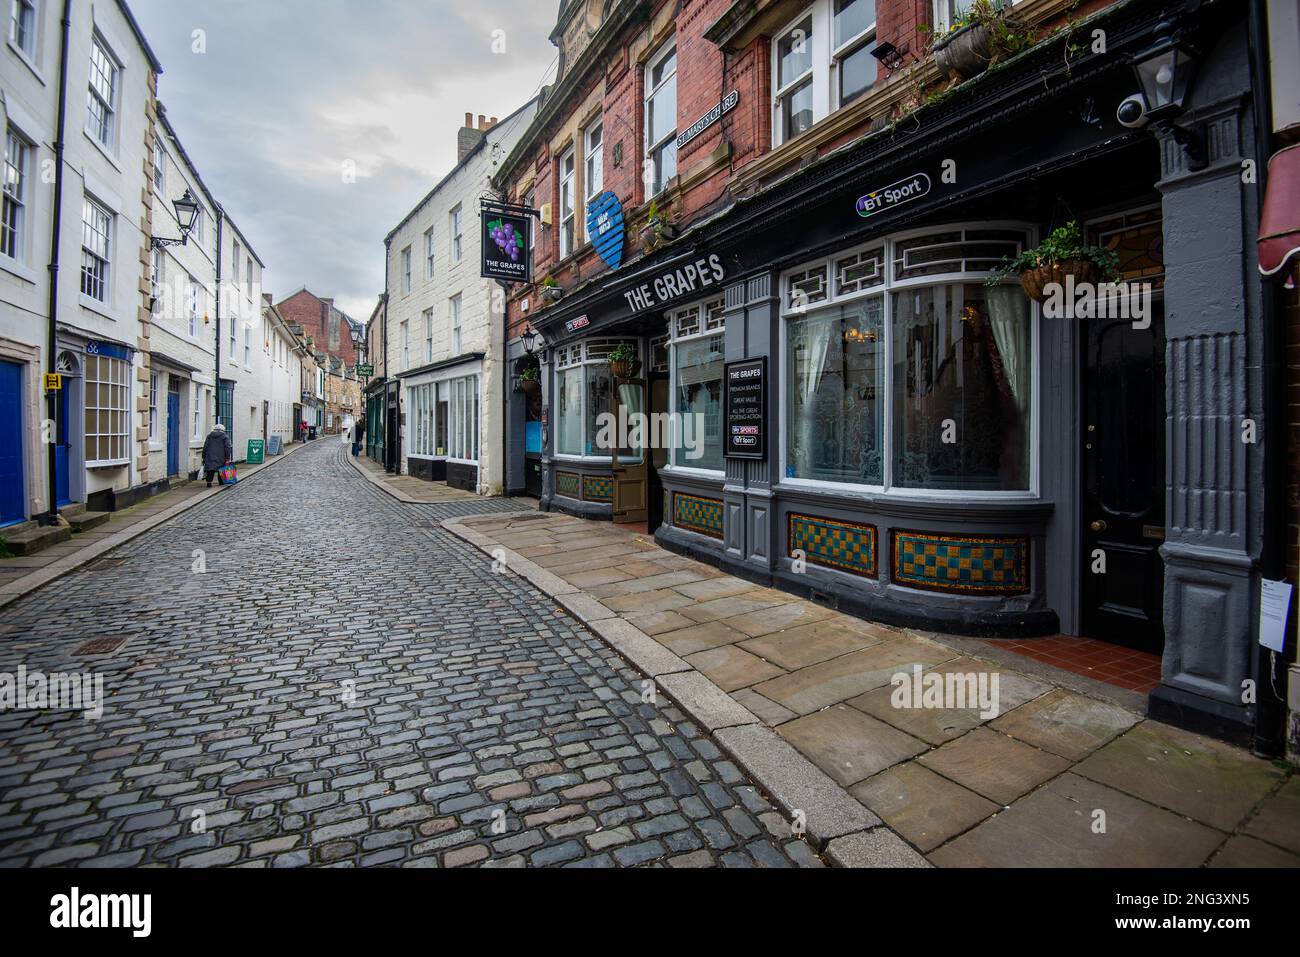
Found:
[724,358,766,460]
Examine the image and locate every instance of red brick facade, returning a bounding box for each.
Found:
[276,289,360,366]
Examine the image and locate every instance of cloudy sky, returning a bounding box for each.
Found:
[132,0,558,322]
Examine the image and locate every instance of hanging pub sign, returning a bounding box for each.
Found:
[677,91,739,150]
[724,357,767,460]
[480,200,533,283]
[622,253,728,314]
[855,173,931,219]
[586,191,625,270]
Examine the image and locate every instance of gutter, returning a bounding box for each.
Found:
[40,0,73,527]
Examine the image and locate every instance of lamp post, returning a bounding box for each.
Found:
[1131,20,1205,170]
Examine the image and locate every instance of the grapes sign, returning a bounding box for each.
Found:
[481,201,533,283]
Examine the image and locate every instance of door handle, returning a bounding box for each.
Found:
[1090,520,1107,532]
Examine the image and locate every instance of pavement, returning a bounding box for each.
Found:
[445,510,1300,868]
[0,439,825,868]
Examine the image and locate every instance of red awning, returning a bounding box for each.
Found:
[1259,143,1300,278]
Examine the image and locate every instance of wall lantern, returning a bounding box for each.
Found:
[521,324,541,355]
[1131,19,1205,169]
[151,189,202,248]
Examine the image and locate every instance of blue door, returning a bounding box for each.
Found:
[0,361,24,526]
[166,389,180,477]
[54,383,71,507]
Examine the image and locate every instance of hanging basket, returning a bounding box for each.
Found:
[518,378,540,396]
[1018,260,1100,303]
[933,23,992,82]
[610,359,641,379]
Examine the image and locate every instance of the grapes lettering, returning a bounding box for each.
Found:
[489,218,523,263]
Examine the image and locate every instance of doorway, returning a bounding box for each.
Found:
[0,360,24,526]
[1080,298,1167,654]
[611,374,648,524]
[166,381,181,478]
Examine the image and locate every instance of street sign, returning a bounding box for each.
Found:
[355,364,374,377]
[247,439,265,465]
[44,373,62,391]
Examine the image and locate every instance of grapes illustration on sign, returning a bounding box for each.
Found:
[488,217,523,264]
[585,191,625,270]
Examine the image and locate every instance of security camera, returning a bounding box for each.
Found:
[1117,94,1149,129]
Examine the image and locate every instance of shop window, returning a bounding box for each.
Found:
[787,263,828,310]
[782,226,1033,495]
[772,0,877,147]
[554,339,633,458]
[669,298,725,472]
[84,353,130,466]
[645,38,677,197]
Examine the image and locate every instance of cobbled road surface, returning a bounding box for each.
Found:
[0,439,819,868]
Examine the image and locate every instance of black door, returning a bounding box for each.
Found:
[1081,301,1166,653]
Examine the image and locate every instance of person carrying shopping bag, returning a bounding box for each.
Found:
[203,423,234,488]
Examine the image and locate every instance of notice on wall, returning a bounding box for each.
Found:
[1259,579,1294,653]
[725,358,766,460]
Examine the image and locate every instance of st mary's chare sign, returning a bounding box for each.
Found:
[622,254,728,314]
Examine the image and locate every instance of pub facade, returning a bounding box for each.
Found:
[496,0,1285,745]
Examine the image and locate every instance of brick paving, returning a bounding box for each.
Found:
[0,440,819,868]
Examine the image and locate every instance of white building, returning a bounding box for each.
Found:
[1,0,163,523]
[215,214,268,462]
[259,297,303,452]
[383,103,537,494]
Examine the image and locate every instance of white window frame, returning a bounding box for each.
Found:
[187,276,200,337]
[401,320,409,369]
[193,384,203,440]
[80,195,111,303]
[552,338,643,463]
[243,324,251,365]
[523,187,537,251]
[665,296,726,476]
[584,121,603,204]
[644,37,678,198]
[86,33,118,149]
[10,0,37,58]
[777,221,1040,502]
[423,307,434,364]
[401,245,412,294]
[932,0,1015,34]
[559,145,576,259]
[83,353,130,467]
[149,246,164,306]
[449,205,463,264]
[153,137,167,192]
[1,127,29,263]
[148,371,158,443]
[450,294,462,355]
[424,227,435,279]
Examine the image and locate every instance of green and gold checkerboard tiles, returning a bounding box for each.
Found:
[582,475,613,503]
[673,493,723,539]
[788,514,877,578]
[892,531,1028,594]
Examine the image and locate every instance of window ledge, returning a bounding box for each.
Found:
[7,40,46,84]
[0,255,39,285]
[79,294,117,321]
[82,129,122,173]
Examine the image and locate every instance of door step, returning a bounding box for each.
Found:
[67,511,111,534]
[2,523,72,556]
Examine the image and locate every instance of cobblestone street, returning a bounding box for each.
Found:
[0,439,818,868]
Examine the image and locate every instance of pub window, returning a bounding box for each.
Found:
[554,339,637,459]
[782,225,1035,495]
[669,298,725,472]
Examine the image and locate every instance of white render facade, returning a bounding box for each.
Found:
[216,216,268,463]
[383,103,536,495]
[0,0,161,521]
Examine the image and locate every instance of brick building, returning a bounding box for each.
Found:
[276,288,362,368]
[491,0,1292,749]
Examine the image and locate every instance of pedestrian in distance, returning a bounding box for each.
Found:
[203,423,234,488]
[352,418,365,457]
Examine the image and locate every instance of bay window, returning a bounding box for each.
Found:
[84,352,130,466]
[644,38,677,197]
[773,0,878,147]
[668,298,725,471]
[782,226,1034,495]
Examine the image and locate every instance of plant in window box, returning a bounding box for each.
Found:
[931,1,1033,87]
[541,276,563,303]
[638,199,678,255]
[518,365,541,396]
[608,342,641,379]
[989,220,1121,303]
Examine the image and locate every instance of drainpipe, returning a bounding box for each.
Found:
[213,206,224,426]
[40,0,73,527]
[1248,0,1287,759]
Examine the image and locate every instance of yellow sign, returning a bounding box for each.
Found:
[44,373,62,391]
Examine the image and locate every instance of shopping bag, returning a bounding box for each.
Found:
[218,464,237,485]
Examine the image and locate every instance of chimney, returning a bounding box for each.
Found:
[458,112,486,163]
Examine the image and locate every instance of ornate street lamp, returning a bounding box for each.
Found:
[1131,20,1205,169]
[521,324,541,355]
[151,189,202,248]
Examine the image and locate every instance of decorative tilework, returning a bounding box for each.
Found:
[673,492,724,539]
[582,475,613,503]
[555,471,580,499]
[788,513,877,578]
[892,530,1029,595]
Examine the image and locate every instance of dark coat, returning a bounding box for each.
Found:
[203,429,233,471]
[354,420,366,441]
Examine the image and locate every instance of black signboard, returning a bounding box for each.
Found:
[481,201,533,283]
[724,357,766,459]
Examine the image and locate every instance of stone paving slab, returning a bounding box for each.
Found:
[441,509,1297,869]
[1209,835,1300,868]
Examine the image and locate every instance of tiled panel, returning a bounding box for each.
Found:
[892,530,1029,595]
[788,513,877,578]
[673,492,724,539]
[582,474,613,503]
[555,471,580,499]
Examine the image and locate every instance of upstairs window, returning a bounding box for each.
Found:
[80,196,111,302]
[773,0,878,147]
[585,122,603,202]
[2,129,28,262]
[644,38,677,197]
[559,146,576,258]
[450,294,462,354]
[449,205,463,264]
[10,0,36,57]
[401,246,412,294]
[153,138,167,192]
[424,227,435,279]
[86,35,118,148]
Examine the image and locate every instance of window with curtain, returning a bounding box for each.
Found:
[669,298,725,471]
[554,340,629,458]
[783,228,1032,494]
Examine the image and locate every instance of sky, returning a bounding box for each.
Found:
[131,0,559,323]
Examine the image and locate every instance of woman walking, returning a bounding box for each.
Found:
[203,423,234,488]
